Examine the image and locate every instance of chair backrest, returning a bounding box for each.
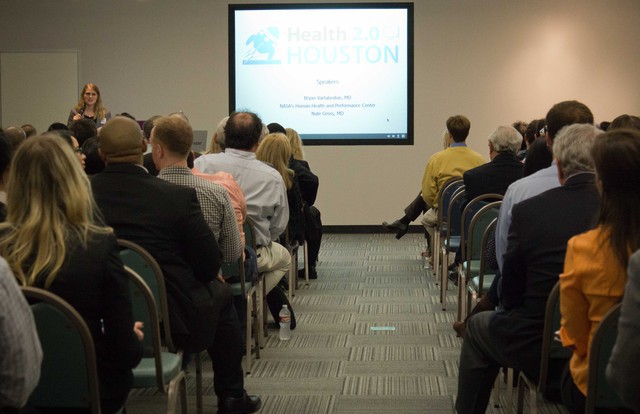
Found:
[122,265,167,390]
[586,303,625,414]
[437,178,464,223]
[444,186,466,239]
[221,254,247,297]
[462,199,502,266]
[117,238,176,352]
[243,220,257,250]
[538,281,572,394]
[22,287,101,413]
[477,218,498,293]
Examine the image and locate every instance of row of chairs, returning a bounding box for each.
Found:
[21,219,285,413]
[429,177,501,322]
[22,262,188,414]
[425,178,628,413]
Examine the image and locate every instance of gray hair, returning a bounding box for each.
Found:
[215,116,229,149]
[553,124,603,176]
[488,125,522,155]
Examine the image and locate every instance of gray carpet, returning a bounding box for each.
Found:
[125,233,568,413]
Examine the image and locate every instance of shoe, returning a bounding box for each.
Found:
[447,271,458,287]
[447,261,459,272]
[217,392,262,414]
[382,220,409,239]
[298,266,318,280]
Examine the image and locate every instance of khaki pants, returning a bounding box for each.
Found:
[420,208,438,251]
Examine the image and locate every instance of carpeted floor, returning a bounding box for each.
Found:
[125,233,568,413]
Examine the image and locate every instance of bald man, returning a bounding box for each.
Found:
[91,116,261,413]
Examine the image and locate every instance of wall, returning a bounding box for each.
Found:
[1,0,639,225]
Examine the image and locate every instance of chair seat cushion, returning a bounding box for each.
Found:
[462,260,481,277]
[132,352,182,388]
[469,274,496,292]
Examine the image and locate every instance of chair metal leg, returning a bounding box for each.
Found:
[180,375,188,414]
[493,374,501,408]
[303,240,309,284]
[166,370,187,414]
[440,247,448,310]
[195,353,202,414]
[506,367,514,414]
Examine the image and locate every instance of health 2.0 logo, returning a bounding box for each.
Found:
[242,27,281,65]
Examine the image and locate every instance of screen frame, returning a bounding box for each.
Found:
[228,2,414,146]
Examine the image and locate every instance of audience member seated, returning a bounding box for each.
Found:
[0,257,42,412]
[152,115,242,264]
[447,125,523,283]
[81,135,105,175]
[495,100,595,274]
[607,249,640,413]
[194,112,292,322]
[522,137,553,177]
[0,135,143,414]
[254,132,302,324]
[559,128,640,413]
[91,117,261,413]
[20,124,37,138]
[3,127,26,153]
[383,116,485,252]
[455,123,602,413]
[608,113,640,131]
[268,124,322,279]
[518,118,545,160]
[69,118,98,147]
[44,129,86,170]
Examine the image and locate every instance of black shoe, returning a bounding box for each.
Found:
[447,262,459,272]
[217,392,262,414]
[382,220,409,239]
[298,266,318,279]
[447,271,458,287]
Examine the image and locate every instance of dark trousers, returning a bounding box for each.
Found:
[206,281,245,398]
[455,311,513,414]
[305,206,322,265]
[404,192,428,222]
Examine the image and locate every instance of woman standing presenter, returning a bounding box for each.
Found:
[67,83,111,127]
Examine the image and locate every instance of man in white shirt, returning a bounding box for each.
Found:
[195,112,291,301]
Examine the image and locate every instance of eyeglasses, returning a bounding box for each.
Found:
[84,92,98,97]
[74,148,83,154]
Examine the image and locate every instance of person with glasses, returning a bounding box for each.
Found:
[67,83,111,128]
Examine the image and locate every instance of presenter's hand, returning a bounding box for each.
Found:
[73,113,82,121]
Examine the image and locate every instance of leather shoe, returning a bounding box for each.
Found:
[298,266,318,280]
[382,220,409,239]
[217,392,262,414]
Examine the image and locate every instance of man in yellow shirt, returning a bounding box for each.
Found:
[382,115,485,245]
[420,115,485,226]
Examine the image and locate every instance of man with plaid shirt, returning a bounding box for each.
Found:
[152,115,242,264]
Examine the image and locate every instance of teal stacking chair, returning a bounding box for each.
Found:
[122,265,187,414]
[22,286,102,414]
[438,185,465,310]
[458,197,501,321]
[516,282,571,414]
[431,178,464,278]
[118,240,188,414]
[221,253,261,374]
[586,303,626,414]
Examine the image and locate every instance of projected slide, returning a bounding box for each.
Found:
[230,4,413,145]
